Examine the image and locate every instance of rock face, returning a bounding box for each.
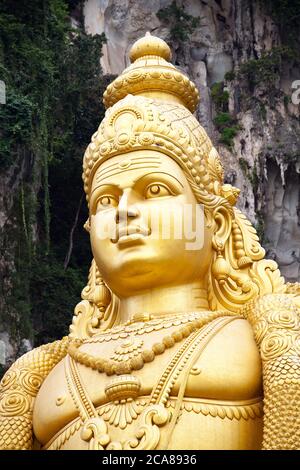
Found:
[83,0,300,281]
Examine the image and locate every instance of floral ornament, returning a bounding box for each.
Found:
[260,331,292,361]
[138,132,155,146]
[19,370,43,397]
[114,131,136,151]
[266,310,299,330]
[126,70,147,84]
[0,391,30,416]
[99,142,112,157]
[0,370,19,393]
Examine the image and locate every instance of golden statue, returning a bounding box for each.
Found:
[1,34,300,450]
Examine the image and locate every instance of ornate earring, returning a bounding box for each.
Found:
[232,221,252,268]
[93,272,111,314]
[212,237,231,283]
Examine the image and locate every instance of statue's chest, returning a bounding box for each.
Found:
[33,317,263,446]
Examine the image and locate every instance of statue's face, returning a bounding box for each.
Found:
[89,150,214,297]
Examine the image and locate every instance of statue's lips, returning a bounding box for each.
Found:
[111,226,151,246]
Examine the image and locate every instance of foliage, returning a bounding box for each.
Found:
[210,82,229,112]
[213,112,241,148]
[213,112,233,128]
[0,90,33,168]
[239,157,250,174]
[258,101,267,121]
[260,0,300,53]
[239,46,295,89]
[239,158,259,193]
[283,95,290,107]
[218,127,238,148]
[157,1,201,42]
[0,1,107,347]
[249,164,259,193]
[224,71,235,81]
[29,255,85,344]
[211,84,241,148]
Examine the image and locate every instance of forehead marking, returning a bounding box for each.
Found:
[95,155,162,183]
[95,165,162,184]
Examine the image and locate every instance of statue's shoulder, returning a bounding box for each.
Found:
[242,289,300,332]
[0,336,69,450]
[1,336,69,383]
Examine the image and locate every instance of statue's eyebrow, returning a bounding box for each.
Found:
[93,171,184,196]
[132,171,184,189]
[90,171,184,206]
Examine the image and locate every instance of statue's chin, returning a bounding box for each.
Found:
[102,262,166,297]
[101,259,180,298]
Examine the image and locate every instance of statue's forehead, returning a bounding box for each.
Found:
[92,151,184,188]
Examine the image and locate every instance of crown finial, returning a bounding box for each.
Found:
[103,34,199,112]
[129,32,172,63]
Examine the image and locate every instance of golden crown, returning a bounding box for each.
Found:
[82,33,239,207]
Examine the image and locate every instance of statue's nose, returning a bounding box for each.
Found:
[115,189,139,224]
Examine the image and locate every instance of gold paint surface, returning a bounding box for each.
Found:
[0,34,299,451]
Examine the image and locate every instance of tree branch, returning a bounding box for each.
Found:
[64,194,84,270]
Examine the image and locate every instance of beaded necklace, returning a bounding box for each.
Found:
[68,311,230,376]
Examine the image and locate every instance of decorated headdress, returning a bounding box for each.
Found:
[83,33,238,210]
[70,34,285,340]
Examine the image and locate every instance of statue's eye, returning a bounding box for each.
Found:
[145,183,172,199]
[96,195,118,210]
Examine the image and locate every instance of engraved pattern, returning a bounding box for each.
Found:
[104,375,141,401]
[103,34,199,113]
[0,390,30,416]
[63,314,235,450]
[84,311,217,343]
[242,294,300,449]
[0,416,33,450]
[46,395,263,450]
[166,398,263,421]
[285,282,300,295]
[47,419,82,450]
[0,337,69,450]
[111,338,144,362]
[98,398,147,429]
[83,97,223,205]
[68,311,234,376]
[45,398,148,450]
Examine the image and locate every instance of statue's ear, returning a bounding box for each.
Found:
[212,206,232,251]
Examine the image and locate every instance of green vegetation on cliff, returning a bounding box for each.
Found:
[261,0,300,53]
[157,1,201,42]
[0,0,107,351]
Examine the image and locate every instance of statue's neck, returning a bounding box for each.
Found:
[119,280,209,324]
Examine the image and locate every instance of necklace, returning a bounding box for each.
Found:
[82,311,204,344]
[68,311,230,376]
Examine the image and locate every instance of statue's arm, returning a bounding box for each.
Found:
[0,336,69,450]
[242,293,300,450]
